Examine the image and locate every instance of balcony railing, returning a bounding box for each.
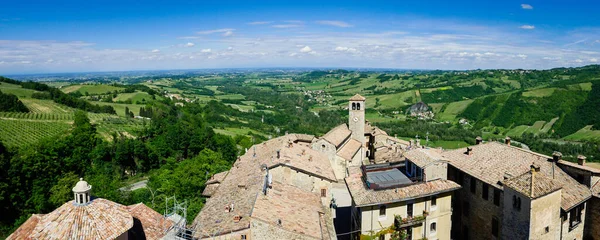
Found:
[394,211,428,228]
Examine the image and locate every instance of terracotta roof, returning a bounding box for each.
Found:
[365,123,388,136]
[345,167,461,207]
[373,147,403,164]
[503,170,563,199]
[404,148,447,168]
[252,182,326,239]
[443,142,592,210]
[349,94,366,101]
[6,214,43,240]
[321,124,351,147]
[592,181,600,198]
[127,203,175,239]
[9,198,133,240]
[337,139,362,161]
[202,183,220,197]
[206,170,229,184]
[557,160,600,174]
[294,134,315,143]
[192,134,335,238]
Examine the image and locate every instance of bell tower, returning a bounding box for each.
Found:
[348,94,366,145]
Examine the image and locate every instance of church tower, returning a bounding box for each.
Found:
[348,94,366,145]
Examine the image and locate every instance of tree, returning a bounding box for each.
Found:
[49,172,80,207]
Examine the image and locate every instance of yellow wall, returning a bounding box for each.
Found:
[359,193,453,240]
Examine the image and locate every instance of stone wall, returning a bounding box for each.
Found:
[585,197,600,240]
[561,202,586,240]
[269,165,333,206]
[312,138,345,180]
[501,188,531,240]
[250,219,318,240]
[424,161,448,182]
[529,190,561,240]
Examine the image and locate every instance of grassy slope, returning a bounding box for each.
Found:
[62,84,124,94]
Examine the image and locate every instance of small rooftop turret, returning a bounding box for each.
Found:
[73,178,92,205]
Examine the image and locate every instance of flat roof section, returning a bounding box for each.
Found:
[366,168,412,189]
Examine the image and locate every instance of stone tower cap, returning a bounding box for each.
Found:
[349,94,366,101]
[72,178,92,193]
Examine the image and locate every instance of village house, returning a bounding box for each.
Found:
[7,178,177,240]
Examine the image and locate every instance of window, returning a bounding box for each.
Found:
[577,174,585,184]
[407,203,413,217]
[492,217,499,237]
[470,177,476,193]
[241,234,247,239]
[430,222,437,235]
[379,205,386,216]
[570,205,583,230]
[462,201,469,216]
[379,235,385,240]
[458,171,465,186]
[512,195,521,211]
[321,189,327,198]
[407,227,413,239]
[431,196,437,208]
[545,226,549,233]
[357,103,361,110]
[352,102,356,110]
[482,183,489,200]
[493,189,501,206]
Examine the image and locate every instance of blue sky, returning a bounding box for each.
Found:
[1,0,599,74]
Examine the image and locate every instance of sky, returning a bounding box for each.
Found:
[0,0,599,74]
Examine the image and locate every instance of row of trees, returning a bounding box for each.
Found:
[0,90,29,112]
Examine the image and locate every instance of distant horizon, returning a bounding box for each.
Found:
[5,64,600,78]
[1,0,599,74]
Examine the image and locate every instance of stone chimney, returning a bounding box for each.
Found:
[476,136,483,145]
[552,151,562,162]
[530,163,540,196]
[466,146,473,155]
[504,136,511,146]
[577,155,586,166]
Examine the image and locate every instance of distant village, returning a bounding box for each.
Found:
[8,95,600,240]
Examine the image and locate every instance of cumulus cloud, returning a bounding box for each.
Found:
[590,58,598,62]
[316,20,353,28]
[185,42,195,47]
[197,28,235,35]
[300,46,312,53]
[517,54,528,59]
[519,25,535,30]
[335,46,358,53]
[151,49,160,53]
[222,30,234,37]
[521,4,533,9]
[201,48,212,53]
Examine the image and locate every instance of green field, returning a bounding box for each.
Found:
[522,88,556,97]
[20,99,75,114]
[436,100,473,121]
[213,127,269,138]
[0,118,72,147]
[113,91,153,103]
[0,82,38,98]
[62,84,124,95]
[564,125,600,141]
[94,102,145,117]
[428,140,470,149]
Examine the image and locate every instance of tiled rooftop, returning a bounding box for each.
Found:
[206,170,229,184]
[127,203,175,239]
[322,124,351,147]
[503,170,563,199]
[8,198,134,240]
[337,138,362,161]
[349,94,366,101]
[252,182,326,239]
[201,183,220,197]
[558,160,600,174]
[345,167,460,207]
[443,142,591,210]
[404,148,447,168]
[192,134,335,238]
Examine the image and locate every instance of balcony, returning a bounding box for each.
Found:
[394,211,428,228]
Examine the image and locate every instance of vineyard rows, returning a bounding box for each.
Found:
[0,119,71,147]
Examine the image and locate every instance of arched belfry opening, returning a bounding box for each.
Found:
[72,178,92,205]
[352,102,356,110]
[357,103,361,110]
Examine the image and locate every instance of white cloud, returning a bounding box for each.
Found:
[201,48,212,53]
[247,21,272,25]
[521,4,533,9]
[222,30,234,37]
[151,49,160,53]
[289,53,297,57]
[272,24,302,28]
[197,28,235,35]
[519,25,535,30]
[316,20,353,28]
[300,46,312,53]
[517,54,528,59]
[575,59,583,63]
[335,46,358,53]
[185,42,195,47]
[285,20,304,24]
[590,58,598,62]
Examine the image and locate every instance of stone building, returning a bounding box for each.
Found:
[192,134,338,239]
[442,141,592,240]
[7,178,176,240]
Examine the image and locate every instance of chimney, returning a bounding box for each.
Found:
[530,163,540,196]
[552,151,562,162]
[476,136,483,145]
[466,147,473,155]
[577,155,586,166]
[276,150,281,159]
[504,136,511,146]
[302,149,306,155]
[233,215,241,223]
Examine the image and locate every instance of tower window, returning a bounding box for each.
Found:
[379,205,386,216]
[357,103,361,110]
[352,102,356,110]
